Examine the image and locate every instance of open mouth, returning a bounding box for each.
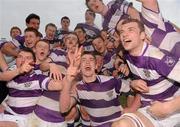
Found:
[40,51,45,56]
[85,66,91,71]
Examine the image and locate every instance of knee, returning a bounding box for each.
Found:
[112,118,133,127]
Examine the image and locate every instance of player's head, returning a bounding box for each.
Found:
[45,23,57,40]
[61,16,70,30]
[26,13,40,30]
[10,26,22,39]
[74,26,86,44]
[85,0,104,14]
[92,35,107,54]
[85,9,96,23]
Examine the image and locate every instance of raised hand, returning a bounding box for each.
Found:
[18,60,34,74]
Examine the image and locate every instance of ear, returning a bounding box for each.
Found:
[140,31,146,40]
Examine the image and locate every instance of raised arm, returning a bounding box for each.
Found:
[60,46,82,114]
[135,0,159,12]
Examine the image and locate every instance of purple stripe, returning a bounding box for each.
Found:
[9,88,42,97]
[131,73,165,87]
[140,14,157,28]
[141,84,179,100]
[43,91,59,101]
[9,105,35,114]
[165,21,176,32]
[14,73,47,85]
[77,23,100,35]
[54,61,68,68]
[77,78,120,92]
[34,105,65,123]
[170,41,180,58]
[151,29,167,47]
[51,49,67,56]
[103,3,117,29]
[79,98,120,108]
[90,111,121,123]
[141,101,151,108]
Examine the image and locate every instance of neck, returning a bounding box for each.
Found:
[129,41,145,56]
[83,74,97,83]
[86,21,94,26]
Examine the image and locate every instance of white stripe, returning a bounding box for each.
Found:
[142,6,166,31]
[159,32,180,52]
[7,80,41,90]
[37,96,59,112]
[144,45,164,59]
[85,105,122,118]
[41,77,50,90]
[145,79,174,95]
[78,89,117,101]
[127,61,161,80]
[7,96,40,107]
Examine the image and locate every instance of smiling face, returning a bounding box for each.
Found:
[80,53,96,77]
[92,37,106,54]
[87,0,104,14]
[117,21,145,55]
[45,25,56,40]
[34,41,50,62]
[24,31,39,49]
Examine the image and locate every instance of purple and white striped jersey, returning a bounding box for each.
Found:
[125,43,180,107]
[102,51,116,74]
[5,72,50,115]
[76,75,130,126]
[140,6,180,58]
[49,48,68,69]
[81,39,95,52]
[103,0,131,34]
[34,49,68,123]
[76,23,100,39]
[34,91,65,123]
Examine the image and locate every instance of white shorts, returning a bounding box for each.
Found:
[0,113,28,127]
[121,107,180,127]
[27,112,67,127]
[138,107,180,127]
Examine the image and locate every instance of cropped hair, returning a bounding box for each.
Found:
[25,13,40,24]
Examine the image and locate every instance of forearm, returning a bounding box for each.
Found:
[0,68,20,81]
[60,76,76,113]
[1,44,19,57]
[127,94,141,111]
[40,62,50,72]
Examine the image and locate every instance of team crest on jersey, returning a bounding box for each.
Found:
[143,69,151,78]
[107,91,113,98]
[164,56,175,67]
[24,82,32,87]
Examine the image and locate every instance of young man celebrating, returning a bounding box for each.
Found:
[60,47,139,127]
[112,18,180,127]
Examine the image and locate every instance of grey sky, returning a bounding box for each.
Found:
[0,0,180,40]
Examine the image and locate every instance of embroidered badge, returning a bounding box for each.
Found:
[143,69,151,78]
[164,56,175,67]
[24,82,32,87]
